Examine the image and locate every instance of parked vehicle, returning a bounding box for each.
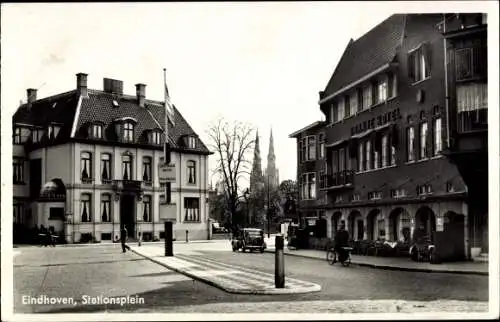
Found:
[409,236,438,263]
[231,228,267,253]
[287,224,309,250]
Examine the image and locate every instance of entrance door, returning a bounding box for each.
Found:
[357,220,364,240]
[120,194,136,237]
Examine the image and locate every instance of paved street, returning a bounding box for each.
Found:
[13,241,488,314]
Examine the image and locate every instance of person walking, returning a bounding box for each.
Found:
[121,226,128,253]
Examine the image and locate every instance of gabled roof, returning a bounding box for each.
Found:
[12,87,211,154]
[322,14,406,99]
[289,121,327,138]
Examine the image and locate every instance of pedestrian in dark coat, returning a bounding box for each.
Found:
[121,227,128,253]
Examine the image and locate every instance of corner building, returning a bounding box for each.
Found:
[13,73,212,243]
[290,14,488,260]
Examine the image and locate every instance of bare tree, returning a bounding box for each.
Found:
[207,118,256,231]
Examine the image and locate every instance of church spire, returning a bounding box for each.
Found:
[250,128,263,192]
[266,127,278,188]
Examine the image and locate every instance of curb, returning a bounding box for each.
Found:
[126,244,321,295]
[264,249,488,276]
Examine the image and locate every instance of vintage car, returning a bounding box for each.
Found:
[231,228,267,253]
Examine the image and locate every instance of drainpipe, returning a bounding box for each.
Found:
[443,15,451,149]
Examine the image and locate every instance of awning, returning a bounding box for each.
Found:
[325,138,348,148]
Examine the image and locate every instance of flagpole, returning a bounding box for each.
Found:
[163,68,171,204]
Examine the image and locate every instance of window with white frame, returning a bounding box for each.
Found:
[101,194,111,222]
[184,197,200,222]
[187,160,196,184]
[81,152,92,181]
[362,85,372,110]
[407,127,415,162]
[358,143,364,172]
[344,95,350,118]
[417,184,433,196]
[142,157,152,182]
[81,193,92,222]
[301,173,316,200]
[149,131,161,145]
[389,73,398,98]
[32,128,44,143]
[188,136,197,149]
[350,91,358,114]
[377,78,388,103]
[408,44,431,83]
[92,124,102,139]
[374,146,380,169]
[433,117,442,155]
[123,122,134,142]
[101,153,112,182]
[48,124,61,140]
[391,143,396,166]
[338,99,345,121]
[330,103,338,123]
[302,136,316,161]
[319,134,325,159]
[368,191,382,200]
[365,140,371,171]
[420,122,428,159]
[13,127,22,144]
[390,189,407,198]
[122,155,132,180]
[143,195,152,222]
[381,135,388,167]
[13,158,24,184]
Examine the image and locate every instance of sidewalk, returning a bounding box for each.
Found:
[126,243,321,295]
[264,246,489,276]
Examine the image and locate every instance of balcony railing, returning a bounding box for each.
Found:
[320,170,355,190]
[458,109,487,132]
[112,179,142,192]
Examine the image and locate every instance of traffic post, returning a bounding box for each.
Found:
[185,230,189,243]
[275,234,285,288]
[165,221,173,256]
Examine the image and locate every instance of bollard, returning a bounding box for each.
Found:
[185,230,189,243]
[138,231,142,247]
[165,221,173,256]
[275,235,285,288]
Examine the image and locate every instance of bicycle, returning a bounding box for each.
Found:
[326,246,352,266]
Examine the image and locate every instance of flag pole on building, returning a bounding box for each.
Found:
[163,68,171,203]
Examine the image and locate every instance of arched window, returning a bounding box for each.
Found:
[122,155,132,180]
[187,160,196,184]
[81,193,92,222]
[81,152,92,182]
[101,194,111,222]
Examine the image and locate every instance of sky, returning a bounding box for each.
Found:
[1,1,498,186]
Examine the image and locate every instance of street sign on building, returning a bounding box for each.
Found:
[159,164,176,182]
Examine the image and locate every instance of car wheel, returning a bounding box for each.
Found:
[260,247,265,253]
[410,248,418,262]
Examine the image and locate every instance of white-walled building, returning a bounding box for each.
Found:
[13,73,212,243]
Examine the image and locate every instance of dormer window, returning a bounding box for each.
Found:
[123,122,134,142]
[149,130,162,145]
[188,136,196,149]
[32,128,44,143]
[13,127,22,144]
[92,124,103,139]
[48,124,61,140]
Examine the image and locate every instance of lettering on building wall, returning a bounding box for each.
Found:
[350,108,402,136]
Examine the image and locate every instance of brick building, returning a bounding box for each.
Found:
[290,14,488,260]
[13,73,212,243]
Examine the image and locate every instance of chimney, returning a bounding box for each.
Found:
[135,83,146,107]
[27,88,37,104]
[76,73,88,97]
